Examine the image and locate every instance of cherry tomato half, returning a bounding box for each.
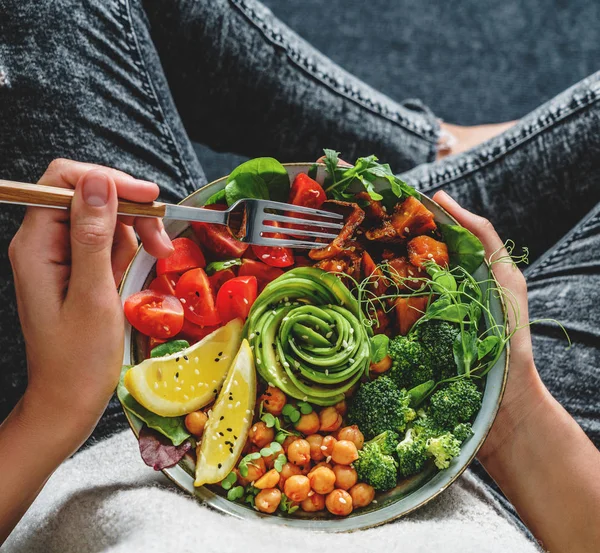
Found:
[176,319,219,344]
[149,273,180,296]
[175,268,221,326]
[289,173,326,208]
[215,275,258,323]
[251,220,294,268]
[156,237,206,275]
[192,204,249,259]
[238,259,284,290]
[124,290,184,339]
[208,268,237,295]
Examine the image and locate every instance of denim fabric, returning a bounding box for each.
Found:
[0,0,598,537]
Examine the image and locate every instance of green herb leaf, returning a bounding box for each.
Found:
[477,335,501,359]
[426,295,470,323]
[275,432,287,444]
[274,453,287,472]
[453,329,478,376]
[205,258,242,275]
[269,441,283,453]
[439,224,486,274]
[261,413,276,428]
[221,472,238,491]
[297,401,313,415]
[289,410,301,423]
[370,334,389,364]
[227,486,245,502]
[226,157,290,204]
[425,263,457,294]
[307,163,318,179]
[281,404,296,417]
[407,379,436,406]
[117,366,190,446]
[260,446,273,457]
[150,340,190,358]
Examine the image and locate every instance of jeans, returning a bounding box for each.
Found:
[1,0,599,531]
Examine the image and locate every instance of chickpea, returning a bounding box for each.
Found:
[336,425,364,450]
[308,466,336,495]
[326,489,353,516]
[331,440,359,465]
[284,475,311,502]
[260,386,287,416]
[294,411,320,435]
[349,483,375,508]
[281,435,297,454]
[287,438,311,466]
[334,399,347,417]
[301,493,325,512]
[321,435,337,457]
[319,406,343,432]
[333,464,358,491]
[306,434,325,462]
[254,468,280,489]
[278,462,302,490]
[248,422,274,448]
[308,461,333,476]
[370,354,392,374]
[236,457,266,487]
[255,488,282,514]
[184,411,208,438]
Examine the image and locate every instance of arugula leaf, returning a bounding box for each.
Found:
[439,224,486,274]
[226,157,290,204]
[150,340,190,358]
[117,366,190,446]
[205,258,242,275]
[370,334,389,363]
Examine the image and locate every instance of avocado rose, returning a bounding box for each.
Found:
[244,267,371,405]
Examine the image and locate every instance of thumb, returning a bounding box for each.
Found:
[67,170,118,302]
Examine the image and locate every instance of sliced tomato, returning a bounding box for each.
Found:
[216,275,258,323]
[251,221,294,268]
[149,273,180,296]
[289,173,326,208]
[156,237,206,275]
[394,296,429,335]
[124,290,184,339]
[192,204,249,259]
[175,268,221,326]
[239,259,284,290]
[407,236,450,268]
[176,319,219,344]
[208,268,237,295]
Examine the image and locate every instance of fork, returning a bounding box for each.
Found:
[0,179,344,249]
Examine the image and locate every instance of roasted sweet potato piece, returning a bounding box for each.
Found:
[386,256,428,290]
[361,251,388,295]
[394,296,429,335]
[391,197,437,239]
[309,201,365,260]
[407,236,449,268]
[364,220,400,242]
[355,191,388,223]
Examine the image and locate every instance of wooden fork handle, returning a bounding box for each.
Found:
[0,179,167,217]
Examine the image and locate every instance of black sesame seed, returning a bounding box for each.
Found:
[175,357,179,362]
[229,447,233,454]
[234,435,238,440]
[213,389,218,394]
[195,291,200,297]
[215,358,220,362]
[175,372,179,379]
[184,355,189,361]
[220,416,224,421]
[218,351,223,356]
[218,463,222,469]
[226,427,232,432]
[256,331,260,335]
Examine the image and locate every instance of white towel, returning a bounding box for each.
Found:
[4,430,542,553]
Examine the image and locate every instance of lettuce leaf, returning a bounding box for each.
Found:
[117,366,190,446]
[138,426,192,470]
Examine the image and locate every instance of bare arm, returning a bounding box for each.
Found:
[435,190,600,553]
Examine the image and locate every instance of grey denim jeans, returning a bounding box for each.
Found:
[0,0,599,537]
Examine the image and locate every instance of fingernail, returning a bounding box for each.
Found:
[160,227,173,250]
[82,172,110,207]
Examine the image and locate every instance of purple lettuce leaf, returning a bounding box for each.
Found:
[139,425,192,470]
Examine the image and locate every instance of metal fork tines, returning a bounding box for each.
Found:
[239,199,344,249]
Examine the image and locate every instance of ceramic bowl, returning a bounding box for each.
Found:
[119,163,508,531]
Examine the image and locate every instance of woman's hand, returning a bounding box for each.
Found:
[10,159,173,451]
[434,190,600,553]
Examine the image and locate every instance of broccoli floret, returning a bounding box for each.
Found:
[429,379,483,430]
[414,320,460,380]
[426,432,461,469]
[388,336,434,389]
[354,432,399,491]
[452,422,474,444]
[348,376,416,440]
[396,427,429,477]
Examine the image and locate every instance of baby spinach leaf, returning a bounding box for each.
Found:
[204,188,227,206]
[370,334,389,363]
[425,295,470,323]
[226,157,290,204]
[117,366,191,446]
[205,258,242,275]
[425,263,457,294]
[150,340,190,358]
[439,224,485,274]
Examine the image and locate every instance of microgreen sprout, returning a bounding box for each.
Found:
[221,472,237,491]
[227,485,245,502]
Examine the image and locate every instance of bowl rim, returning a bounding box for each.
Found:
[118,162,509,531]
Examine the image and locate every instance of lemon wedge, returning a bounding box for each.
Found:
[195,339,256,486]
[124,319,243,417]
